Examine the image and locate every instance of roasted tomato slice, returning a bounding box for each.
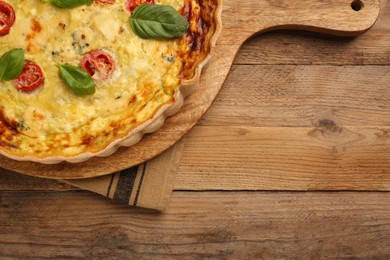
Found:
[13,62,45,92]
[0,1,15,36]
[94,0,115,6]
[125,0,155,13]
[80,50,116,81]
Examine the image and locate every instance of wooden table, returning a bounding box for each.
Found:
[2,1,390,258]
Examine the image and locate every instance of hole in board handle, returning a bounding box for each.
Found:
[351,0,364,11]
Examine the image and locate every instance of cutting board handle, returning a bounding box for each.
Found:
[220,0,380,45]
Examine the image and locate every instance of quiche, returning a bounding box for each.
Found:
[0,0,221,163]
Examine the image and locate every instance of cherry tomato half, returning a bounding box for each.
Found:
[80,50,116,81]
[94,0,115,6]
[13,62,45,92]
[125,0,155,13]
[0,1,15,36]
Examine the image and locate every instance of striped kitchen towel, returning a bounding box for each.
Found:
[0,138,185,210]
[61,138,185,210]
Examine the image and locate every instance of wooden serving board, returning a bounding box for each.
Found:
[0,0,380,179]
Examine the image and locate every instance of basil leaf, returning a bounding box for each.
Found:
[49,0,93,8]
[59,64,96,96]
[130,4,189,39]
[0,48,25,81]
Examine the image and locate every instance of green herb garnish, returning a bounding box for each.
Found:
[130,4,189,39]
[43,0,93,9]
[0,48,25,81]
[58,64,96,96]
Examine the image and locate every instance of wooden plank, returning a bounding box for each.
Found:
[0,169,74,191]
[3,124,390,191]
[235,0,390,65]
[1,191,390,259]
[175,125,390,190]
[200,65,390,127]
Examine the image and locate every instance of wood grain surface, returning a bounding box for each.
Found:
[2,191,390,259]
[0,0,381,179]
[1,0,390,258]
